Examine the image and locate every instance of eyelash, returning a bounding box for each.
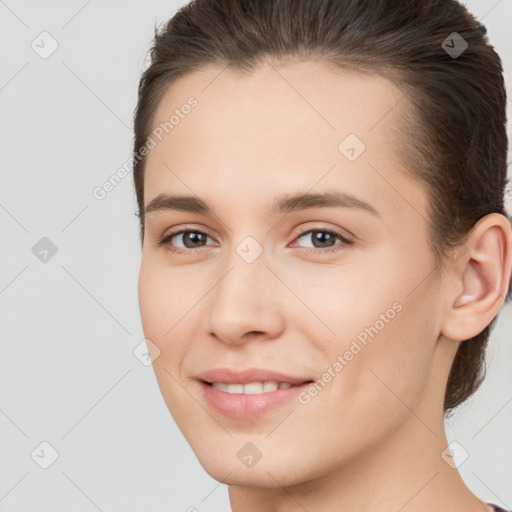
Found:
[158,226,353,256]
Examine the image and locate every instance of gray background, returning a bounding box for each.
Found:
[0,1,510,511]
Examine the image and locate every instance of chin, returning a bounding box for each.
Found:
[189,439,318,489]
[200,457,305,488]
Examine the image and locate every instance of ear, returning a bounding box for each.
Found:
[440,213,512,342]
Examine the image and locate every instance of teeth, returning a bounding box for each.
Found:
[244,382,266,394]
[211,381,296,394]
[226,384,243,394]
[263,381,279,392]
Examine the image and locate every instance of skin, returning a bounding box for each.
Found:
[137,61,512,512]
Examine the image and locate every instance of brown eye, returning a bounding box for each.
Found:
[159,229,215,254]
[291,228,353,255]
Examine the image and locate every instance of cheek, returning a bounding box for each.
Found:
[319,255,438,421]
[137,257,185,356]
[137,259,190,410]
[138,259,166,336]
[342,287,437,417]
[138,257,199,374]
[304,299,436,463]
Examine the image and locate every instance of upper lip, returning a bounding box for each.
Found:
[197,367,314,385]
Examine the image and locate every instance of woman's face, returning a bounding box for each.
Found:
[138,61,449,487]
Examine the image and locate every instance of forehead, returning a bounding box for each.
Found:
[143,61,426,221]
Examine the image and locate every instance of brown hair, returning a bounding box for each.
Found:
[132,0,511,413]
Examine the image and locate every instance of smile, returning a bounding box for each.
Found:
[199,380,314,418]
[210,381,298,393]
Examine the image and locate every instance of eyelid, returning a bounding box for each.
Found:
[159,223,353,254]
[160,224,217,242]
[289,226,353,255]
[290,223,353,242]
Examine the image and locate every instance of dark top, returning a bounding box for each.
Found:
[488,504,510,512]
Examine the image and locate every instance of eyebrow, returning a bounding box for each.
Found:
[144,190,381,217]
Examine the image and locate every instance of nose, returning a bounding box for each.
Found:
[203,252,286,346]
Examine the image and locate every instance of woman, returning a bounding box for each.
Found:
[133,0,511,510]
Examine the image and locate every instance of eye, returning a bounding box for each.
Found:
[291,227,353,255]
[159,227,216,254]
[158,226,353,255]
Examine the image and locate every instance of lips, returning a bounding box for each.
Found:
[195,367,315,418]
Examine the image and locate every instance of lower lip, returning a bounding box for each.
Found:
[199,381,313,418]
